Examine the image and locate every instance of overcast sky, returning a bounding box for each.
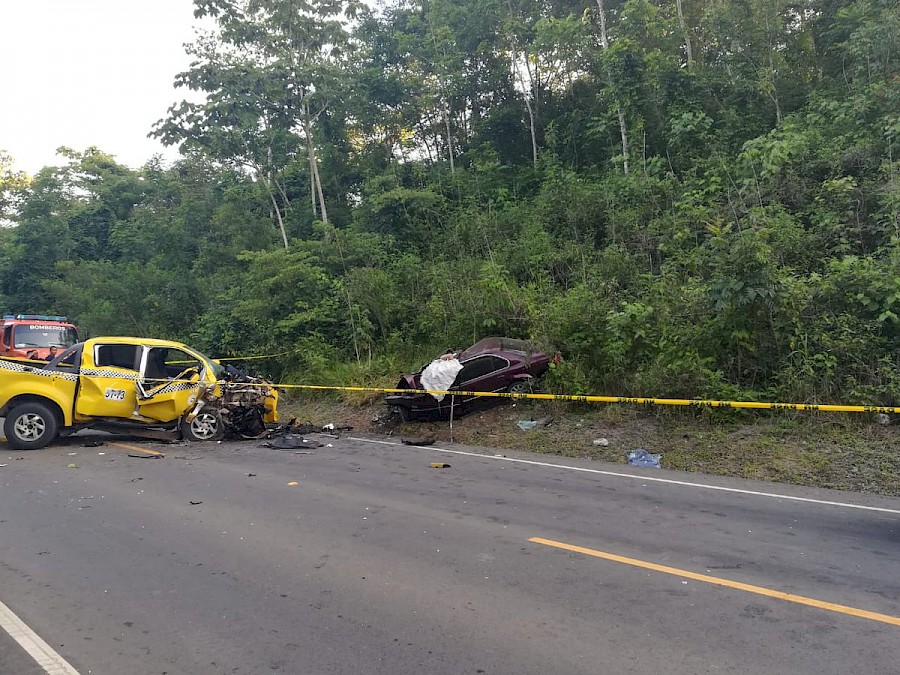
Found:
[0,0,200,174]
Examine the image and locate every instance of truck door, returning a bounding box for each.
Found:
[135,346,205,423]
[1,325,11,354]
[75,343,141,420]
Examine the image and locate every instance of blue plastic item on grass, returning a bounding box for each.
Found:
[627,448,661,468]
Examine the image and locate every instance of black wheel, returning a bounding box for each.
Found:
[180,410,225,442]
[4,402,59,450]
[507,379,534,395]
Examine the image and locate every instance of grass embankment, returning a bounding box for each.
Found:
[282,393,900,496]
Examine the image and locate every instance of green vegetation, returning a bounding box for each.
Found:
[1,0,898,410]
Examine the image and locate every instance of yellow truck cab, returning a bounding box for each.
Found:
[0,337,278,450]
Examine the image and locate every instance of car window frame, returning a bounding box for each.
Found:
[93,343,142,372]
[455,354,510,386]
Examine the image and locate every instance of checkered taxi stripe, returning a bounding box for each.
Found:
[1,360,200,392]
[0,358,79,381]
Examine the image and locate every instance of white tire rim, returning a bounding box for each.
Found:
[190,412,219,439]
[14,413,46,442]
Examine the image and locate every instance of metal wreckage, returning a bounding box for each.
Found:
[0,336,281,449]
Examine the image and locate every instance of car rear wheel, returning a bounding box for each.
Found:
[507,379,534,395]
[181,410,225,442]
[4,402,59,450]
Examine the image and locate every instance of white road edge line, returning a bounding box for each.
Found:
[349,437,900,515]
[0,599,79,675]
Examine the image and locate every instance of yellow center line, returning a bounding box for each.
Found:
[107,442,165,457]
[529,537,900,627]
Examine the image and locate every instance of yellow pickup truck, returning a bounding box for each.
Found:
[0,336,278,450]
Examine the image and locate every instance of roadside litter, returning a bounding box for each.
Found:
[627,448,661,468]
[516,418,552,431]
[402,437,435,446]
[593,438,609,447]
[430,462,451,468]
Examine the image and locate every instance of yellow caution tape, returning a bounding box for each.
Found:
[11,351,892,414]
[272,384,900,415]
[213,350,295,362]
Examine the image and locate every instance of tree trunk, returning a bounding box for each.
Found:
[675,0,694,68]
[764,14,782,124]
[309,154,317,217]
[264,179,289,249]
[522,50,540,167]
[596,0,630,174]
[302,108,328,224]
[512,45,539,167]
[617,109,630,175]
[442,104,455,173]
[768,50,783,124]
[506,1,539,168]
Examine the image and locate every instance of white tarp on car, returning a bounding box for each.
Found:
[419,358,463,401]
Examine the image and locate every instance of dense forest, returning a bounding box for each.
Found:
[1,0,898,406]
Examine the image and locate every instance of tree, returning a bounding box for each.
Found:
[154,0,360,246]
[0,150,30,224]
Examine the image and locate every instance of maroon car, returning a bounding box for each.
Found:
[385,337,554,421]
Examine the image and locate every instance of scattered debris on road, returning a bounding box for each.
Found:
[429,462,451,469]
[128,452,163,459]
[402,437,435,446]
[287,481,298,486]
[262,435,323,449]
[189,500,203,505]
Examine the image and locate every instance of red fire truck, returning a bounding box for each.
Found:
[0,315,79,360]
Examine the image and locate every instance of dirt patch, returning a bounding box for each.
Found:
[281,395,900,496]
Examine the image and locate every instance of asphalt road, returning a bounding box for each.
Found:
[1,430,899,675]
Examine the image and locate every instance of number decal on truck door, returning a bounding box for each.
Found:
[104,388,126,401]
